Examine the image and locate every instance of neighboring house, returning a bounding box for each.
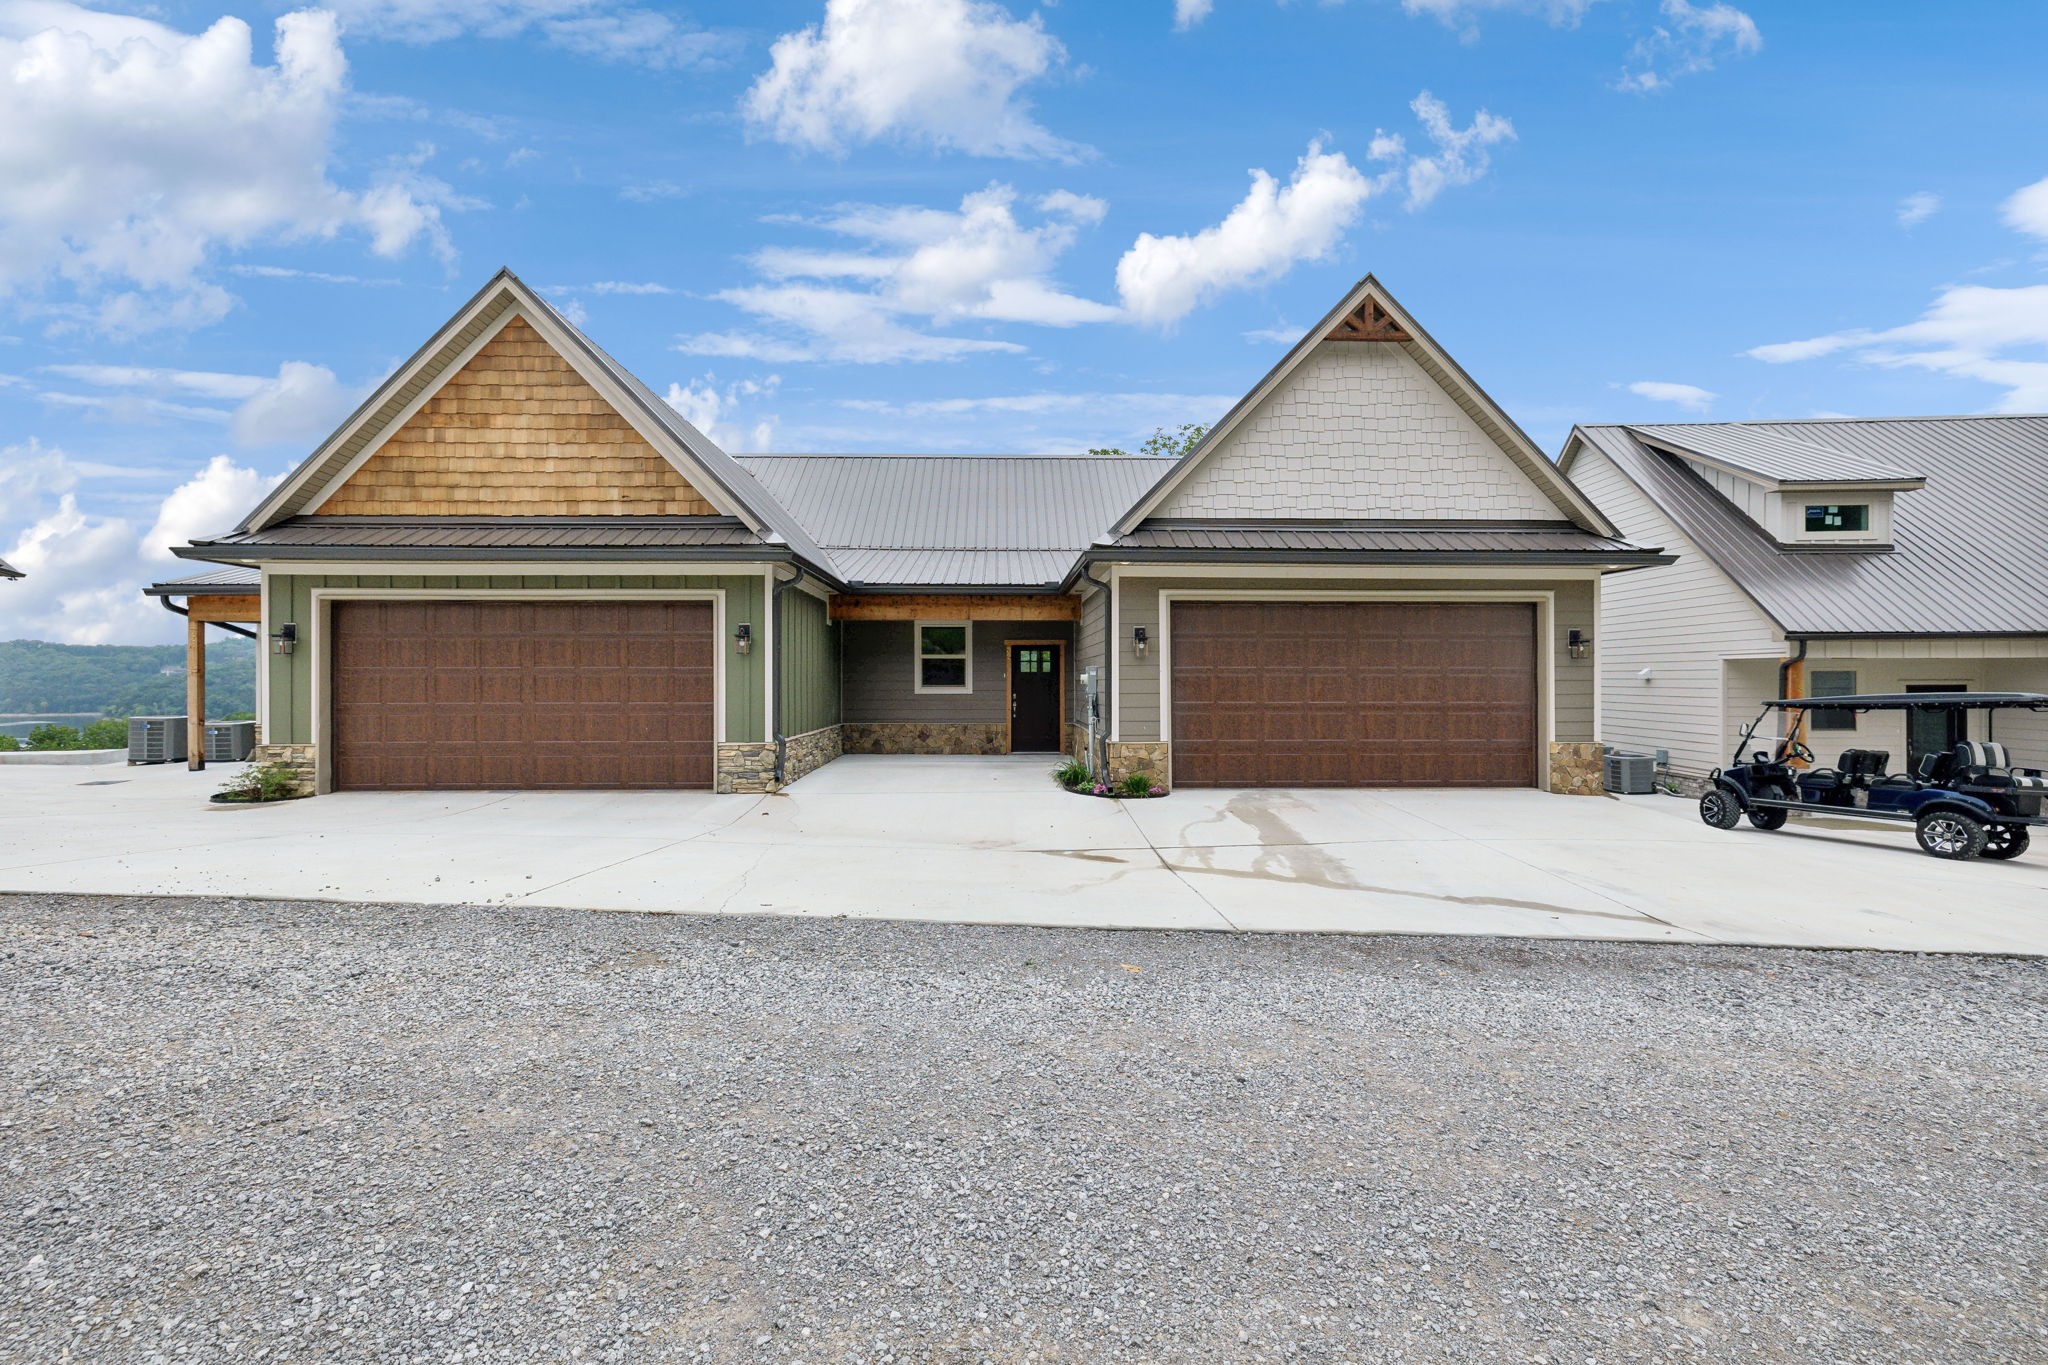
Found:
[0,558,21,579]
[160,268,1666,797]
[1562,417,2048,783]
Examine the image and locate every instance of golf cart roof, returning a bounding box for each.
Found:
[1763,692,2048,711]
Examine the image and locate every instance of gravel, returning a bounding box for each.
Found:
[1,892,2043,1364]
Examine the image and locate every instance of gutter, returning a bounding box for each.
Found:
[157,596,259,641]
[171,542,849,591]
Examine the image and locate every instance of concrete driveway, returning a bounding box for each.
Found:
[3,754,2043,953]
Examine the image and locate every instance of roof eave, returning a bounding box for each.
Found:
[1075,546,1675,569]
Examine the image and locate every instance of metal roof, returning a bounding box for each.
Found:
[1634,422,1926,487]
[178,515,774,561]
[1571,416,2048,636]
[737,454,1170,586]
[0,557,20,579]
[1108,521,1655,557]
[143,566,260,596]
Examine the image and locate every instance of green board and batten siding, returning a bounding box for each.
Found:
[264,573,771,745]
[778,587,842,737]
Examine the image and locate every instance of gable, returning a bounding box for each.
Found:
[312,316,715,517]
[1152,340,1562,521]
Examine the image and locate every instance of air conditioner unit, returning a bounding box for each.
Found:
[203,720,256,763]
[128,716,188,765]
[1603,750,1656,795]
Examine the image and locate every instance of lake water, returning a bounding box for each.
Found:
[0,713,110,740]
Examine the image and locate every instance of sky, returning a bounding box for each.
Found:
[1,0,2045,645]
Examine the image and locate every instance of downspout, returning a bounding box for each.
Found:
[1083,560,1112,778]
[770,562,807,786]
[158,597,258,641]
[1778,637,1809,762]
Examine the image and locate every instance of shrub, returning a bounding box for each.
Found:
[1119,771,1155,798]
[0,734,18,752]
[1053,758,1093,790]
[216,762,303,803]
[1148,785,1166,797]
[26,724,82,751]
[80,718,129,750]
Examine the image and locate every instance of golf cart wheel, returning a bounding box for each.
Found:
[1982,824,2032,861]
[1747,805,1789,830]
[1915,810,1988,860]
[1699,788,1741,830]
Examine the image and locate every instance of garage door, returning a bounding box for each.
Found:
[1170,601,1537,788]
[330,600,714,790]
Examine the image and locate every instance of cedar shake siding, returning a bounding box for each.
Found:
[315,316,718,518]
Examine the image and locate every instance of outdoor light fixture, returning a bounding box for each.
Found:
[1132,625,1149,658]
[734,623,753,655]
[270,622,297,656]
[1567,628,1591,660]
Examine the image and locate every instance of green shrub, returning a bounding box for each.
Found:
[0,734,18,752]
[1053,758,1093,790]
[80,718,129,750]
[216,762,303,803]
[218,711,256,722]
[1118,771,1155,798]
[26,724,82,751]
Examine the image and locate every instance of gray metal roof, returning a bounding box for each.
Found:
[1572,416,2048,636]
[143,566,260,596]
[737,454,1170,586]
[179,516,773,561]
[1634,422,1927,487]
[0,557,20,579]
[1109,522,1653,557]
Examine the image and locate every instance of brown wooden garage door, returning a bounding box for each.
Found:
[330,600,714,790]
[1170,601,1537,788]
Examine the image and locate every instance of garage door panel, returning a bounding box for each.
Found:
[1172,601,1537,788]
[331,599,714,791]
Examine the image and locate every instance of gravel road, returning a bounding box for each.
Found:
[2,892,2042,1364]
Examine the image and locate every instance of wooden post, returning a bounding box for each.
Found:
[187,613,206,772]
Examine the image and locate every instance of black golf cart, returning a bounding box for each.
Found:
[1701,692,2048,860]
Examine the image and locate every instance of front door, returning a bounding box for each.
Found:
[1009,644,1062,752]
[1905,684,1968,768]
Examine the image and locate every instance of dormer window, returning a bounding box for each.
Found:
[1804,503,1870,534]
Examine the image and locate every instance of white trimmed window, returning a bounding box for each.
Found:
[914,622,972,693]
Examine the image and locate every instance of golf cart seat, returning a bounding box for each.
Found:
[1916,750,1955,783]
[1839,749,1890,780]
[1954,741,2048,790]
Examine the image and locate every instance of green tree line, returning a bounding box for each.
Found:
[0,637,258,717]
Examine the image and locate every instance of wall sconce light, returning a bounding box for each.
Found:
[734,623,753,656]
[1132,625,1149,659]
[270,622,297,656]
[1567,628,1591,660]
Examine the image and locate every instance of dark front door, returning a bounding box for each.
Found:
[1009,644,1062,752]
[1905,685,1967,768]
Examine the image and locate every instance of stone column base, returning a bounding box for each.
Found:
[1104,741,1170,792]
[248,743,317,797]
[1547,742,1604,796]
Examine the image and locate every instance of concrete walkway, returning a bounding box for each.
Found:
[3,755,2043,953]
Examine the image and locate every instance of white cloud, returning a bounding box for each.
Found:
[2003,175,2048,241]
[841,389,1232,419]
[744,0,1081,161]
[1,448,277,643]
[549,280,676,295]
[1242,322,1302,345]
[1625,380,1716,411]
[227,264,403,286]
[681,184,1112,363]
[0,4,451,332]
[1617,0,1761,93]
[322,0,728,69]
[1173,0,1213,31]
[1896,192,1941,228]
[34,360,358,445]
[1400,0,1598,34]
[1117,96,1509,327]
[620,182,685,203]
[663,374,780,452]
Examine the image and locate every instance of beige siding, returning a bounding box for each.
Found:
[1779,647,2048,769]
[841,620,1071,724]
[1113,573,1596,745]
[1155,343,1559,521]
[1568,443,1786,776]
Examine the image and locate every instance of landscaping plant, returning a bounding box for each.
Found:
[215,762,304,803]
[1053,758,1093,790]
[1119,771,1155,798]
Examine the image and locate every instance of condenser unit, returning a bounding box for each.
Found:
[203,720,256,763]
[128,716,188,765]
[1603,749,1656,795]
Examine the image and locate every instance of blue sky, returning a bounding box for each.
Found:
[2,0,2045,643]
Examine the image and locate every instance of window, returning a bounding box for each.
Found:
[1804,503,1870,534]
[1015,647,1054,674]
[1808,669,1857,731]
[915,622,971,692]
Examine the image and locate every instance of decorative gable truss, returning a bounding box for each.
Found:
[1113,275,1619,536]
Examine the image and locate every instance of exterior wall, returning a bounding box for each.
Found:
[1154,343,1559,521]
[1567,442,1787,778]
[1111,573,1598,747]
[778,586,841,737]
[1104,741,1169,790]
[781,723,842,783]
[1075,584,1107,753]
[716,742,777,794]
[841,619,1073,725]
[1776,643,2048,769]
[263,571,768,746]
[314,315,716,517]
[842,723,1008,755]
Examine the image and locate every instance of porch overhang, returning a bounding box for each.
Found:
[830,593,1080,622]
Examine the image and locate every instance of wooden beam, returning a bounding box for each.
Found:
[830,594,1081,622]
[186,613,206,772]
[185,594,260,624]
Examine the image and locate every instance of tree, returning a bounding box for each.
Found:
[1089,424,1209,459]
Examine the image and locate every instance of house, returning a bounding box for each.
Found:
[158,268,1668,797]
[1562,417,2048,783]
[0,558,21,579]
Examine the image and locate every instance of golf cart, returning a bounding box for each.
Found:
[1701,692,2048,860]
